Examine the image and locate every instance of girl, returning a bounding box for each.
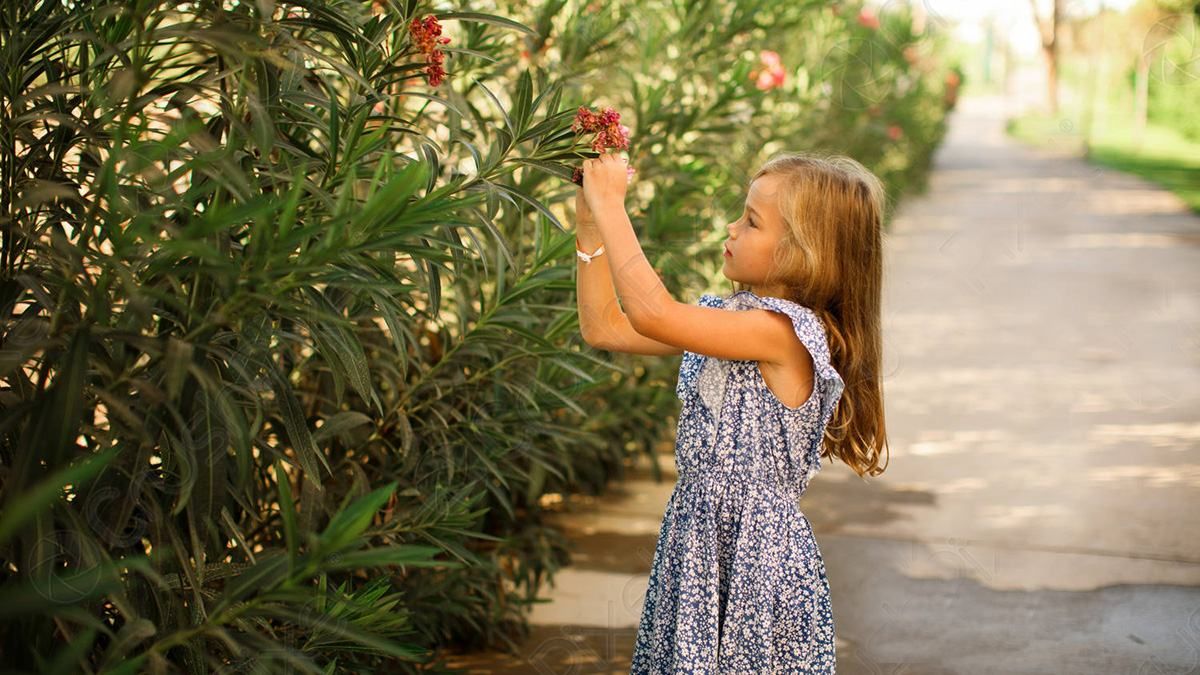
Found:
[575,150,890,673]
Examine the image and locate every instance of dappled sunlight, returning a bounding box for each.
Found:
[977,503,1074,530]
[1084,188,1189,216]
[930,476,989,495]
[557,512,671,538]
[1089,422,1200,451]
[967,176,1097,193]
[907,428,1013,457]
[883,536,1200,593]
[887,368,1041,415]
[1085,464,1200,488]
[1069,390,1120,413]
[1059,232,1185,248]
[886,213,963,234]
[526,568,646,628]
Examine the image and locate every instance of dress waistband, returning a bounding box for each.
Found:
[676,469,802,503]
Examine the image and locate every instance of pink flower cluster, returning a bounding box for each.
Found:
[857,8,880,30]
[750,50,787,91]
[571,106,630,153]
[409,15,452,87]
[570,106,635,185]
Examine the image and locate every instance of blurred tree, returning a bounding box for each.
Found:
[1127,0,1196,144]
[1031,0,1064,114]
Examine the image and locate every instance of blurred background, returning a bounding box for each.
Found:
[939,0,1200,212]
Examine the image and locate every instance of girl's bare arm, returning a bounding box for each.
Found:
[574,188,682,356]
[588,195,802,367]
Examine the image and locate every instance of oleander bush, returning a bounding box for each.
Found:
[0,0,960,671]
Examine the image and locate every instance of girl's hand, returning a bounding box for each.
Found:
[581,151,630,215]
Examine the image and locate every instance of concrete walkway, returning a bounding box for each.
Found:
[442,94,1200,674]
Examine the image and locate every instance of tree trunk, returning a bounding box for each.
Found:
[1030,0,1062,115]
[1133,53,1150,148]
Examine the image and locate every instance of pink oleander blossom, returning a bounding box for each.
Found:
[572,106,630,153]
[409,15,452,87]
[571,106,635,185]
[750,50,787,91]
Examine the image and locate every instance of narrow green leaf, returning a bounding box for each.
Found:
[276,459,300,569]
[491,182,566,232]
[314,481,396,556]
[472,78,513,143]
[357,157,428,231]
[512,70,532,138]
[312,411,374,445]
[256,604,427,663]
[434,11,538,36]
[0,445,119,547]
[265,359,331,480]
[41,626,98,675]
[319,544,460,572]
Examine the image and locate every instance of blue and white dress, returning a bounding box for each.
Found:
[629,289,845,674]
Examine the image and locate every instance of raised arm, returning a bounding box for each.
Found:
[582,153,804,366]
[574,187,681,355]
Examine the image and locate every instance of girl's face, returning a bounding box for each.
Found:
[723,173,788,297]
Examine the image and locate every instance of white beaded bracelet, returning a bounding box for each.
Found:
[576,244,605,264]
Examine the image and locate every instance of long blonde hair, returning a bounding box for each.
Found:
[733,151,890,478]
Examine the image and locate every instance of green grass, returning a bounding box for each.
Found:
[1007,109,1200,214]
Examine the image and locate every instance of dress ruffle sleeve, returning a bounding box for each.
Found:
[675,293,729,402]
[740,294,846,433]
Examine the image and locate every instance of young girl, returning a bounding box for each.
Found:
[575,150,889,673]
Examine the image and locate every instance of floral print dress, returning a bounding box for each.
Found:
[629,290,845,674]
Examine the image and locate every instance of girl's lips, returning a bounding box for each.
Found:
[724,246,732,257]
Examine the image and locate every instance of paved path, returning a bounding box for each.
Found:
[442,94,1200,674]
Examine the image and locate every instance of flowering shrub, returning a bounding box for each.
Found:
[409,14,451,86]
[570,105,635,185]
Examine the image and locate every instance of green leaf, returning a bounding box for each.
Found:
[214,554,291,613]
[356,159,429,232]
[312,411,374,445]
[40,626,98,675]
[265,359,332,480]
[472,78,513,144]
[0,445,119,547]
[434,11,538,36]
[512,70,533,138]
[491,182,566,232]
[256,604,427,663]
[314,481,397,557]
[99,618,156,668]
[0,557,137,619]
[319,544,460,572]
[276,459,300,570]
